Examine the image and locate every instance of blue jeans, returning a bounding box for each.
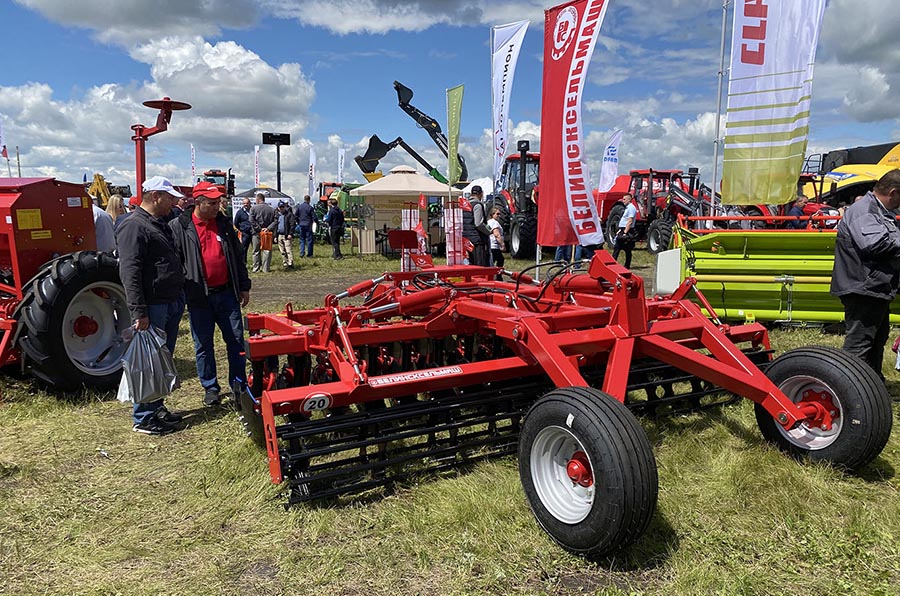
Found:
[188,290,247,393]
[133,295,185,425]
[298,225,314,257]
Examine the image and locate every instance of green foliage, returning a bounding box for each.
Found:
[1,253,898,595]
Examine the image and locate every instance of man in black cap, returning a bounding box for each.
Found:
[462,185,491,266]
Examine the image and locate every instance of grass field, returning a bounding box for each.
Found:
[1,247,899,595]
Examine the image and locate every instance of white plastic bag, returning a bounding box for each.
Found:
[116,327,180,403]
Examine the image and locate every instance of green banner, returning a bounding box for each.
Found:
[446,84,464,185]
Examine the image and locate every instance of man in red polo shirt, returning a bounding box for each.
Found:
[170,181,252,406]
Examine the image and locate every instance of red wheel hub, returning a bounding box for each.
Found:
[796,389,839,431]
[566,451,593,487]
[73,315,99,338]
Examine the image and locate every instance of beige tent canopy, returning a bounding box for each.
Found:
[349,165,463,198]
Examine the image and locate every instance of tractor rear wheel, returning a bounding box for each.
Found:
[510,214,537,259]
[605,204,625,246]
[646,220,673,254]
[755,346,892,470]
[518,387,658,558]
[17,251,130,391]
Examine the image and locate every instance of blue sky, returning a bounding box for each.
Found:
[1,0,899,196]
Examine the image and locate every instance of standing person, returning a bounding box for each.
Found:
[275,201,296,270]
[324,198,345,259]
[787,194,809,229]
[233,197,253,260]
[611,193,637,269]
[115,175,186,435]
[91,196,116,252]
[170,181,252,406]
[488,207,505,268]
[295,194,316,257]
[106,194,126,225]
[462,185,491,266]
[249,192,276,272]
[830,169,900,377]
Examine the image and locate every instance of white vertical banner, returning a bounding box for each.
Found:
[445,203,464,266]
[597,129,622,193]
[254,145,260,186]
[722,0,827,204]
[308,147,317,199]
[0,118,8,160]
[491,19,530,190]
[190,144,195,182]
[400,206,419,273]
[337,148,346,185]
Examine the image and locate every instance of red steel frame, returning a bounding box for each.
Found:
[246,252,834,483]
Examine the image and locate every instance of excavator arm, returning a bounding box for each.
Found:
[393,81,467,182]
[354,134,449,184]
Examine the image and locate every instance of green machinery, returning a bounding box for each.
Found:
[655,226,900,324]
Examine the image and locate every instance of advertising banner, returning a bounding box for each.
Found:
[308,147,317,199]
[537,0,609,248]
[597,129,622,193]
[722,0,827,205]
[446,84,464,185]
[491,20,530,189]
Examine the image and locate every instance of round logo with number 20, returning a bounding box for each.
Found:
[301,393,333,414]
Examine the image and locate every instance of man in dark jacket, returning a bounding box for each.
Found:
[295,194,316,257]
[831,169,900,375]
[233,197,253,260]
[275,200,296,269]
[116,175,186,435]
[462,185,491,266]
[170,181,252,406]
[249,192,277,272]
[324,198,345,259]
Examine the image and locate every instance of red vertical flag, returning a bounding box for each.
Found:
[418,193,427,210]
[538,0,609,248]
[0,118,8,160]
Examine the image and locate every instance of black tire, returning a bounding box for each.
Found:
[646,220,673,254]
[605,203,625,246]
[741,206,767,230]
[17,251,130,390]
[510,214,537,259]
[518,387,658,558]
[754,346,892,470]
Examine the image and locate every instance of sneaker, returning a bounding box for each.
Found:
[132,417,176,435]
[204,388,221,407]
[158,407,183,423]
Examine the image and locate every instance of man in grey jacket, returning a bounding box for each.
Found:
[249,192,277,272]
[830,169,900,376]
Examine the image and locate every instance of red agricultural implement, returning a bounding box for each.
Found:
[241,253,892,557]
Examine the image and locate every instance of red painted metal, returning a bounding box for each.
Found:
[567,451,593,488]
[130,97,191,197]
[73,316,99,338]
[245,253,823,485]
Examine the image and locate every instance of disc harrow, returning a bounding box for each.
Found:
[242,252,892,558]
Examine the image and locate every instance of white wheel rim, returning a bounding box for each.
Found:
[530,425,595,524]
[62,281,130,376]
[775,375,843,450]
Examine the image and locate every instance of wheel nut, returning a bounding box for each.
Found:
[777,412,788,424]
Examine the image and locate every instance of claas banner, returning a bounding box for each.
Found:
[537,0,608,248]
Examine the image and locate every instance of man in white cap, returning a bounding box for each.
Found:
[115,175,187,435]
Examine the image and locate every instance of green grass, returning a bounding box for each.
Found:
[1,249,899,595]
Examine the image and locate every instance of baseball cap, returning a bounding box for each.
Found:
[128,195,141,207]
[193,180,224,199]
[471,185,483,195]
[142,175,184,198]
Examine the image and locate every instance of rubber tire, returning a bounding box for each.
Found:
[741,206,767,230]
[646,219,673,254]
[510,214,537,259]
[605,204,625,247]
[518,387,658,558]
[754,346,892,470]
[17,251,129,391]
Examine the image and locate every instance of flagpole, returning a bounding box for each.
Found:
[15,146,21,177]
[710,0,730,213]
